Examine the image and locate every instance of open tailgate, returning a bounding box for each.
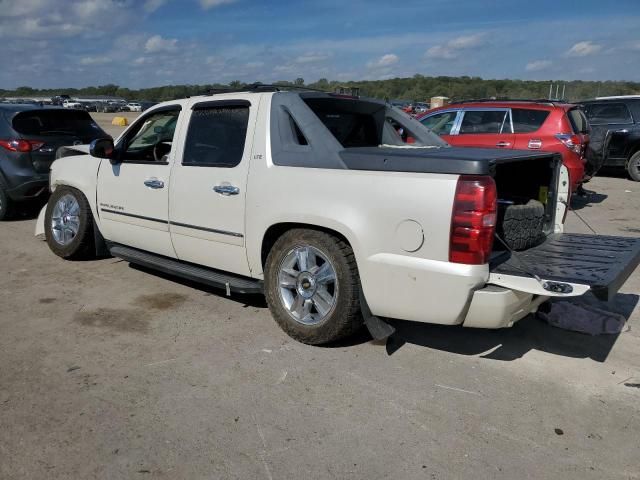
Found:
[489,233,640,301]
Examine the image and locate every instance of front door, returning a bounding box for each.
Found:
[97,106,182,258]
[420,110,460,143]
[169,98,257,276]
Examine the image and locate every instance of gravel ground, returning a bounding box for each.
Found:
[0,124,639,479]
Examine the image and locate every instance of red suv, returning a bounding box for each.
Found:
[417,100,590,191]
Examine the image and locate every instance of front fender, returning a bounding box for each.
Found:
[50,154,102,228]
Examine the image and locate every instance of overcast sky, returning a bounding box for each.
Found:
[1,0,639,89]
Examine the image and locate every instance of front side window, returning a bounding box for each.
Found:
[584,103,633,125]
[183,105,249,167]
[421,111,457,135]
[121,108,180,162]
[459,110,508,134]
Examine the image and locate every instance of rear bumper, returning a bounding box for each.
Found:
[5,177,49,201]
[462,286,548,328]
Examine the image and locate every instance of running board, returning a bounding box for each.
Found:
[109,244,263,295]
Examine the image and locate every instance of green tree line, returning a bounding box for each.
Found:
[2,75,639,103]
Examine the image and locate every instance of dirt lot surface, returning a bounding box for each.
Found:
[1,122,639,478]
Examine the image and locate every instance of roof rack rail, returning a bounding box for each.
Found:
[449,98,564,105]
[200,83,328,96]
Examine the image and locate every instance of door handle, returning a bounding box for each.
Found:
[616,129,630,134]
[496,141,511,148]
[143,178,165,189]
[213,185,240,196]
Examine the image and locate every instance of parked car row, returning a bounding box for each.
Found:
[417,100,590,191]
[416,95,640,185]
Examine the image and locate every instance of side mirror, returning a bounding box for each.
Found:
[90,138,116,161]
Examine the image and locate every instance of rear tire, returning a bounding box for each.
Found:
[0,179,13,221]
[627,151,640,182]
[45,186,95,259]
[264,229,362,345]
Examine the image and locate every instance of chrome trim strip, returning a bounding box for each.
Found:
[100,209,244,238]
[100,208,168,224]
[170,221,244,238]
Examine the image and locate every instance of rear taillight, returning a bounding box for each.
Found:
[450,176,497,265]
[0,139,45,152]
[555,133,582,154]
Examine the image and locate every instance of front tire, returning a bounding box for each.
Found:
[45,187,95,259]
[627,151,640,182]
[264,229,362,345]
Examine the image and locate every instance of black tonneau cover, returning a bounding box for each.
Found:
[491,233,640,300]
[339,147,558,176]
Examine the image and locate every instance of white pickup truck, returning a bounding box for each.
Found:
[37,87,640,344]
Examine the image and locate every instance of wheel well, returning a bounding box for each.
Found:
[260,222,352,267]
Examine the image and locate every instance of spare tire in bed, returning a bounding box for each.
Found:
[498,199,545,251]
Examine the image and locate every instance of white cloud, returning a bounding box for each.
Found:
[144,0,168,12]
[566,41,602,57]
[295,52,331,64]
[525,59,552,72]
[367,53,399,68]
[0,0,132,39]
[144,35,178,53]
[199,0,237,9]
[79,56,111,66]
[426,33,486,60]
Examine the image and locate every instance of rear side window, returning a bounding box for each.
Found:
[183,105,249,167]
[459,110,507,134]
[567,108,589,134]
[584,103,633,124]
[12,110,103,137]
[421,111,457,135]
[511,109,550,133]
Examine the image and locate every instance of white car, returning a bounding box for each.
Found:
[126,102,142,112]
[62,99,82,109]
[36,87,640,345]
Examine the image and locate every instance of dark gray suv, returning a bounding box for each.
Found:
[581,97,640,181]
[0,105,108,219]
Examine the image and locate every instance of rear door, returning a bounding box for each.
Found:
[489,233,640,301]
[455,108,514,149]
[168,97,257,277]
[510,107,552,151]
[583,102,634,161]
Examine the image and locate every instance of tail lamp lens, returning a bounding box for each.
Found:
[0,139,45,152]
[450,175,497,265]
[555,133,582,154]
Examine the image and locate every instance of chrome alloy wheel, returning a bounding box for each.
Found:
[278,245,338,326]
[51,194,80,246]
